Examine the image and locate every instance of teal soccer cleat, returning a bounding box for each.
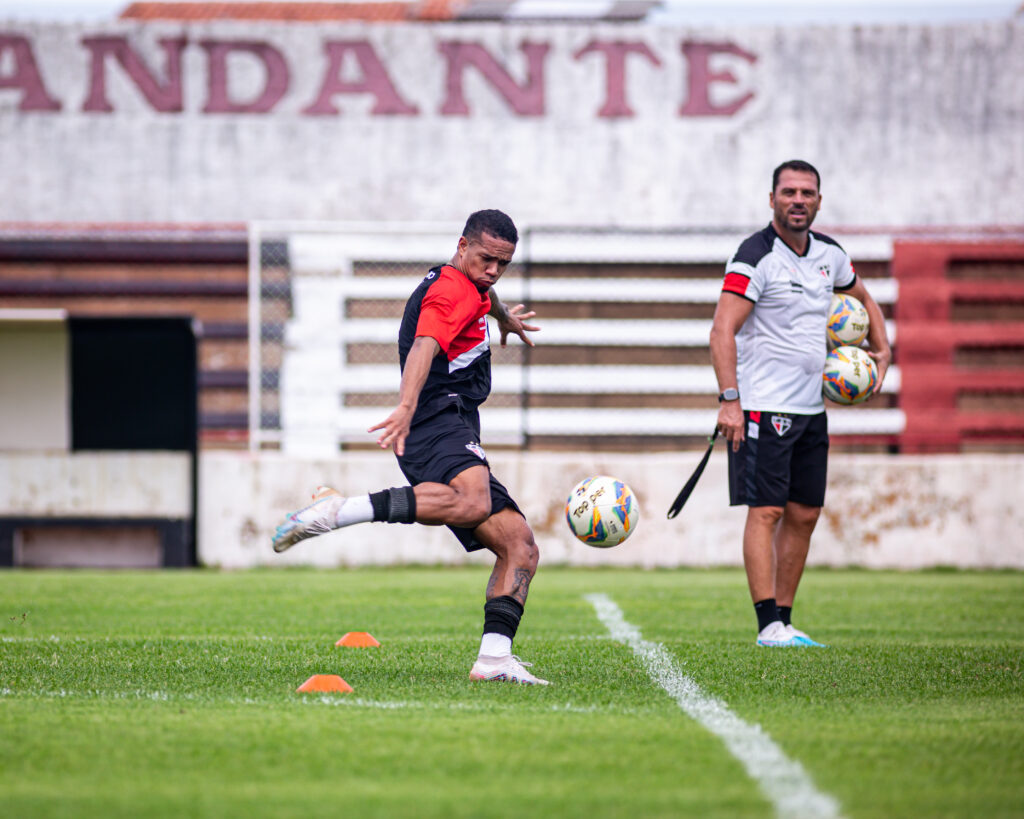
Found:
[787,625,828,647]
[272,486,345,553]
[756,621,803,647]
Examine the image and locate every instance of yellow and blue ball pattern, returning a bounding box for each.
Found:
[827,293,869,349]
[565,476,639,548]
[823,345,878,404]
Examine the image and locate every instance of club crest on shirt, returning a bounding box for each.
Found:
[818,263,831,278]
[465,442,486,460]
[771,415,792,436]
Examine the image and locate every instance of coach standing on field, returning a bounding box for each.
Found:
[710,160,891,647]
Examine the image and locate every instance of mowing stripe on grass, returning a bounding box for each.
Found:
[586,593,842,819]
[306,697,612,714]
[0,687,629,716]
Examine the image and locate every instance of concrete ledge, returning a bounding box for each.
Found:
[0,452,192,517]
[199,451,1024,570]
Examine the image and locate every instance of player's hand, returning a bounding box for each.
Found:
[717,401,745,452]
[867,347,892,398]
[496,303,539,347]
[368,405,414,456]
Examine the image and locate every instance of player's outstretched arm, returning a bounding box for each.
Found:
[845,278,892,396]
[368,336,440,456]
[488,290,539,347]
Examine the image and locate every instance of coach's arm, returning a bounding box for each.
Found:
[839,278,892,396]
[710,292,755,452]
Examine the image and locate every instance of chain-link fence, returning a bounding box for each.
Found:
[248,223,904,454]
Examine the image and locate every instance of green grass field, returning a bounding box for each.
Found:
[1,568,1022,818]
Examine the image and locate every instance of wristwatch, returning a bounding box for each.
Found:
[717,388,740,403]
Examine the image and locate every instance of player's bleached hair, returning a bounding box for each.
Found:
[772,160,821,193]
[462,209,518,245]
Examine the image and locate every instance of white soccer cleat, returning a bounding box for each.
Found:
[786,624,828,647]
[755,620,803,647]
[271,486,346,553]
[469,654,550,686]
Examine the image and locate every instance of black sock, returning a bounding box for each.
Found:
[754,598,779,632]
[369,487,417,524]
[483,595,524,641]
[777,605,792,626]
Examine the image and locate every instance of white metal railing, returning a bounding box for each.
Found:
[293,363,902,395]
[285,276,898,305]
[284,317,898,347]
[251,223,901,453]
[316,407,907,446]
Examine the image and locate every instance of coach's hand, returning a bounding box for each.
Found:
[717,400,745,452]
[867,347,892,398]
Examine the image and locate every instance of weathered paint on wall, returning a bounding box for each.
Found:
[198,451,1024,569]
[1,21,1021,226]
[0,452,192,516]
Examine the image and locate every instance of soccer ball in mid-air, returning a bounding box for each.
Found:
[565,476,639,548]
[827,293,869,349]
[823,345,878,404]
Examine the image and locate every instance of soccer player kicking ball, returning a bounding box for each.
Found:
[272,210,548,685]
[710,160,891,648]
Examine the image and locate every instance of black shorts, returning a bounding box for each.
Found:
[395,406,523,552]
[727,410,829,508]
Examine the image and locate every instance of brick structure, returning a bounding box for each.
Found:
[0,227,250,445]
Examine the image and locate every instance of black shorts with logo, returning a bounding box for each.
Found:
[395,406,523,552]
[727,410,829,508]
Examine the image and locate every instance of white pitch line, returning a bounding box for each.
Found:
[586,593,842,819]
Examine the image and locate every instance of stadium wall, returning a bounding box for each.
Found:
[199,451,1024,570]
[0,20,1021,227]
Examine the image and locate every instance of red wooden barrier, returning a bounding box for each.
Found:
[892,241,1024,452]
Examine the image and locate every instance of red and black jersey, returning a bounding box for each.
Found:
[398,265,492,424]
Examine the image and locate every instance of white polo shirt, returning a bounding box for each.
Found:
[722,224,856,414]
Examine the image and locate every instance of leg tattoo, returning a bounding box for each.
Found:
[510,567,532,605]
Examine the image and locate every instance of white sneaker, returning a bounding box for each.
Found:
[272,486,345,553]
[756,620,802,647]
[786,624,828,647]
[469,654,550,686]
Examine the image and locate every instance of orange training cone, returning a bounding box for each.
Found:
[335,631,381,648]
[296,674,353,694]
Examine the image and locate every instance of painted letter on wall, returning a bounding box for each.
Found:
[82,36,187,113]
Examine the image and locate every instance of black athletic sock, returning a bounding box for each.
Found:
[777,605,792,627]
[483,595,524,641]
[369,487,417,524]
[754,598,780,632]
